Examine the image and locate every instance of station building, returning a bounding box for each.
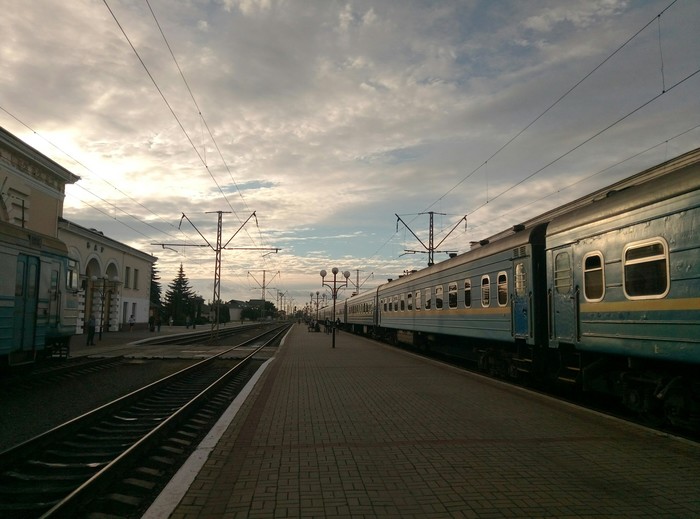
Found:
[1,126,156,334]
[57,219,155,333]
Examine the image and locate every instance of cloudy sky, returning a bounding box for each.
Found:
[2,0,699,310]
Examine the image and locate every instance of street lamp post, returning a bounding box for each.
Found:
[315,291,320,321]
[320,268,350,348]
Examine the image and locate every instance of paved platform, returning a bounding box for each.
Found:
[149,324,700,518]
[68,323,241,356]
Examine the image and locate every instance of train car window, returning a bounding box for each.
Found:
[448,282,458,308]
[464,279,471,308]
[15,261,25,296]
[481,275,490,307]
[400,294,405,311]
[415,290,421,310]
[28,263,38,296]
[435,285,443,309]
[497,272,508,306]
[583,253,605,301]
[425,288,432,310]
[554,252,572,294]
[67,259,79,290]
[51,270,59,299]
[407,292,412,310]
[515,263,526,297]
[623,239,669,299]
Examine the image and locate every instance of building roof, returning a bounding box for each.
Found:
[58,217,158,263]
[0,126,80,185]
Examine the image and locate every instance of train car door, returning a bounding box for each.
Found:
[512,260,529,338]
[550,248,578,343]
[14,254,39,354]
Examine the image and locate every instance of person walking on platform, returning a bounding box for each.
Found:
[129,314,135,331]
[86,314,96,346]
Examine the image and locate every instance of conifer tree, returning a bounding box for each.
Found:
[150,262,163,309]
[164,263,195,324]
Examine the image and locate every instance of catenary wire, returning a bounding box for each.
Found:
[424,0,681,213]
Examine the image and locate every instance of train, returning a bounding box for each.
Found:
[335,148,700,429]
[0,219,79,366]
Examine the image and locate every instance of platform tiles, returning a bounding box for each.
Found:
[148,325,700,519]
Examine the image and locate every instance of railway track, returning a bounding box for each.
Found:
[1,357,127,394]
[0,323,291,518]
[139,322,269,346]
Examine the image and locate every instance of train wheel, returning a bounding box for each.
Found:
[623,380,663,425]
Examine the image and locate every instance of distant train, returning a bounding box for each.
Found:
[0,219,79,366]
[337,148,700,429]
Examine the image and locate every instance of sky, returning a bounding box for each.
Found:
[1,0,699,312]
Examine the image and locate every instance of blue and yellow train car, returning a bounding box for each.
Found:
[345,288,378,334]
[344,148,700,427]
[375,223,548,373]
[0,220,79,366]
[546,152,700,421]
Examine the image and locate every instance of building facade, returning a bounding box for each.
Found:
[0,127,79,234]
[58,219,156,333]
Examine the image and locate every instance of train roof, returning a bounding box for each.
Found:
[475,147,700,244]
[0,219,70,257]
[376,147,700,294]
[383,222,547,290]
[546,147,700,237]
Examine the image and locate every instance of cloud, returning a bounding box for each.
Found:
[522,0,628,33]
[1,0,699,305]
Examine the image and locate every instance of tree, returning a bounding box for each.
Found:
[191,295,205,324]
[163,264,196,325]
[211,300,231,323]
[241,300,276,321]
[263,300,276,319]
[150,262,163,310]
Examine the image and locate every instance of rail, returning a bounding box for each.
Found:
[0,323,291,518]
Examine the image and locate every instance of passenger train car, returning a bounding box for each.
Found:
[0,220,79,366]
[342,148,700,428]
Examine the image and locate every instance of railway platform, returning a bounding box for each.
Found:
[68,323,229,354]
[142,323,700,518]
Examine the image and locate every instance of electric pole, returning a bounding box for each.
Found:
[395,212,467,266]
[153,211,280,338]
[248,270,280,319]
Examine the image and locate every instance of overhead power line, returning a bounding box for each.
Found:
[426,0,683,213]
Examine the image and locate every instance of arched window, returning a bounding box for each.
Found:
[481,275,490,307]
